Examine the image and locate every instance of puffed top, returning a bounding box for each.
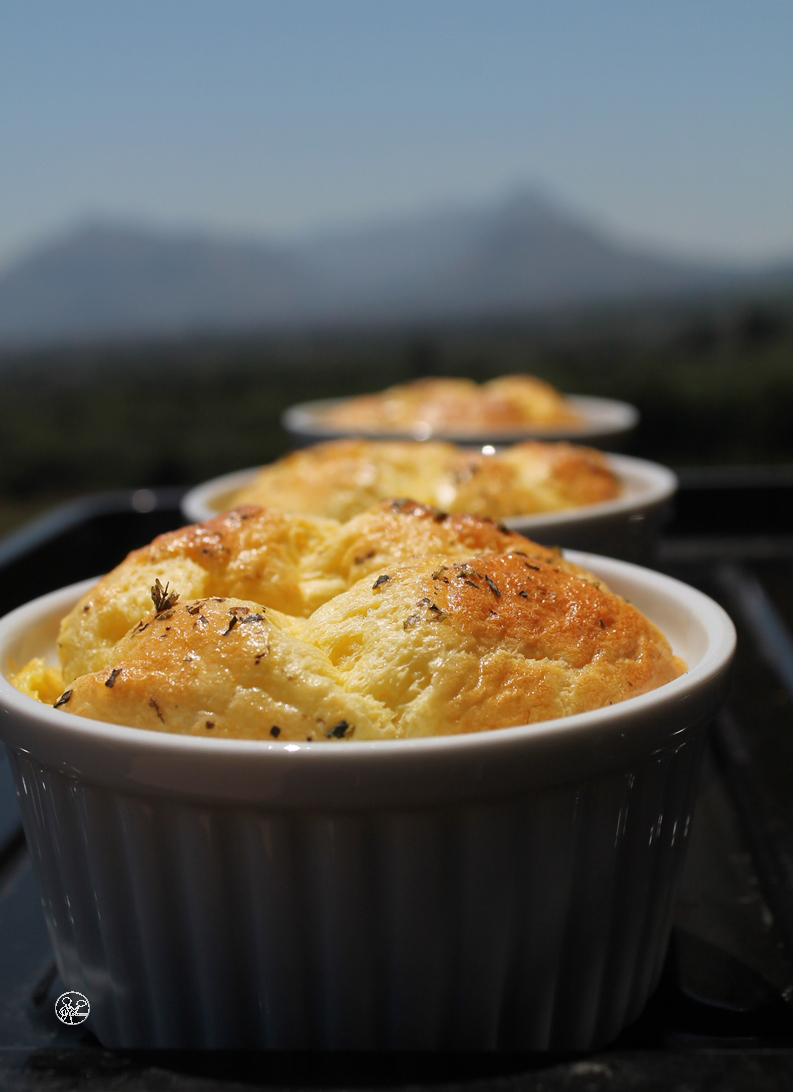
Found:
[14,503,685,741]
[318,375,581,434]
[229,438,619,522]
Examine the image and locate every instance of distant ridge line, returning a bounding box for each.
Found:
[0,189,784,347]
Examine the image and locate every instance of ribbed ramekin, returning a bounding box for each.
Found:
[0,554,734,1051]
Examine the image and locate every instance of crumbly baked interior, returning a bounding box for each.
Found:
[13,502,685,741]
[318,375,581,434]
[229,438,619,522]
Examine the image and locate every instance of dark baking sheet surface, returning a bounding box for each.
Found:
[2,475,793,1090]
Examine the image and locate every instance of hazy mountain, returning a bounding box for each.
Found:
[0,190,779,345]
[292,201,491,302]
[0,223,316,343]
[406,193,729,317]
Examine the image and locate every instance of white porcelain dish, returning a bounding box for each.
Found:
[0,554,733,1051]
[181,453,677,562]
[283,394,640,450]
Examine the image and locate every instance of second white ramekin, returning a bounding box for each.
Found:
[181,452,677,562]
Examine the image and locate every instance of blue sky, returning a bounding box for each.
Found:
[1,0,792,268]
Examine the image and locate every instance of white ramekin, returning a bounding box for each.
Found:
[181,453,677,562]
[282,394,640,449]
[0,554,734,1051]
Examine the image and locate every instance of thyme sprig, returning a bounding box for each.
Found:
[151,579,179,614]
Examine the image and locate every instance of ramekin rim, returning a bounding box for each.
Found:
[282,393,640,442]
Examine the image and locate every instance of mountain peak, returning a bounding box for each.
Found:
[494,185,560,223]
[0,187,766,346]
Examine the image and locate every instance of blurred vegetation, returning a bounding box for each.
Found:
[0,291,791,532]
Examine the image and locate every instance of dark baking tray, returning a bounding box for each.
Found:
[2,472,793,1090]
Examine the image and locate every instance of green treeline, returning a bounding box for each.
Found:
[0,296,791,525]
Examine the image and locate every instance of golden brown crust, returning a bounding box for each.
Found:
[22,503,685,742]
[318,375,580,434]
[303,553,684,736]
[56,501,538,683]
[60,597,390,742]
[303,499,535,588]
[56,550,684,741]
[56,506,336,682]
[230,438,619,522]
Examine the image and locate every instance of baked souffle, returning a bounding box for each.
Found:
[317,375,581,435]
[227,438,619,522]
[13,503,685,741]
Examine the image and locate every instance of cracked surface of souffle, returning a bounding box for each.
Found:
[317,375,581,434]
[13,502,684,741]
[229,438,619,522]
